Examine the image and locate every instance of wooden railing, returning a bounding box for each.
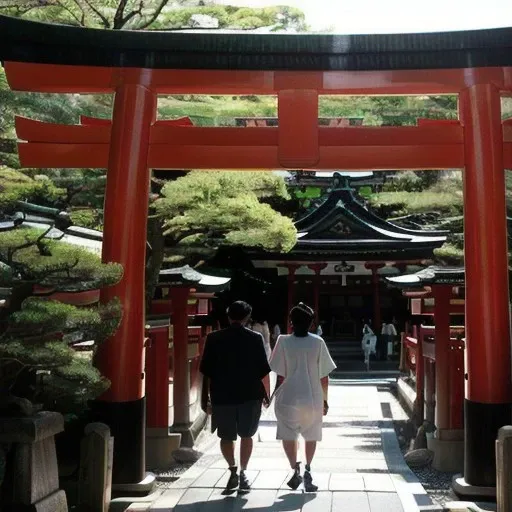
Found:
[402,325,465,429]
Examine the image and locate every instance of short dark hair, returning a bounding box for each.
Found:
[227,301,252,322]
[290,302,314,331]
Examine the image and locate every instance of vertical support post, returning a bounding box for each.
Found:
[366,264,384,331]
[415,328,425,426]
[433,285,451,431]
[308,263,327,329]
[425,360,436,425]
[449,339,465,430]
[460,83,512,487]
[146,325,171,429]
[93,83,156,485]
[171,287,191,427]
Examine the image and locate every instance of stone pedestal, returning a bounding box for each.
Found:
[78,423,113,512]
[0,411,68,511]
[428,428,464,472]
[146,428,181,469]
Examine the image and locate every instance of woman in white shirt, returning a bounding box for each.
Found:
[270,303,336,491]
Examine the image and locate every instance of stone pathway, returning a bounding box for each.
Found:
[149,380,432,512]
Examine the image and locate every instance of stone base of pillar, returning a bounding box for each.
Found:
[171,410,208,447]
[427,429,464,472]
[146,429,182,469]
[111,473,156,495]
[452,475,496,500]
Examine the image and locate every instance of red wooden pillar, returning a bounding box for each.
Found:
[146,324,170,429]
[460,83,512,487]
[93,82,156,485]
[415,329,425,426]
[366,263,384,331]
[433,285,451,431]
[171,286,191,426]
[449,338,465,430]
[308,263,327,329]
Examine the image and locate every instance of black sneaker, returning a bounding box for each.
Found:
[287,463,303,490]
[226,467,239,490]
[303,470,318,492]
[239,471,251,491]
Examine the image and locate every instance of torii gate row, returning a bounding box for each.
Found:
[3,17,512,494]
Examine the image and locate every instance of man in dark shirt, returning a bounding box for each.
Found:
[200,300,271,491]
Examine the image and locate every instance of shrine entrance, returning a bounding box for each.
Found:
[2,14,512,495]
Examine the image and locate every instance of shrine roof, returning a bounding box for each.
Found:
[385,265,464,288]
[1,15,512,71]
[282,176,448,260]
[159,265,231,291]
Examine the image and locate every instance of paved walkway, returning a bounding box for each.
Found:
[149,380,432,512]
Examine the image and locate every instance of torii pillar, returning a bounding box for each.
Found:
[93,82,156,487]
[458,83,512,489]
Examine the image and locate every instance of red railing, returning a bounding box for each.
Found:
[402,325,465,429]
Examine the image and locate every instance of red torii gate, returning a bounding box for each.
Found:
[2,17,512,496]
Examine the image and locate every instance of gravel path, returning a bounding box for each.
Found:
[378,383,457,507]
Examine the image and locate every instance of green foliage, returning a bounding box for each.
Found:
[0,228,122,290]
[2,1,307,31]
[370,172,464,265]
[434,243,464,265]
[9,297,121,343]
[0,224,122,414]
[155,171,297,264]
[0,167,65,208]
[69,208,102,229]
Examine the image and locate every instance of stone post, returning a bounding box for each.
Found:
[496,426,512,512]
[78,423,113,512]
[0,411,68,511]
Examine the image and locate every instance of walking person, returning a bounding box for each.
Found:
[270,303,336,492]
[362,318,377,370]
[250,316,272,361]
[381,318,398,360]
[200,301,271,491]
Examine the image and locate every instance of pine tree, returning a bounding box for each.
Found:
[0,171,122,416]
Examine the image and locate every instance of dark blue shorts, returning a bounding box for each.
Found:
[212,400,262,441]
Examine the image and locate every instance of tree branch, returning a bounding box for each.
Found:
[80,0,110,28]
[112,0,129,28]
[8,226,53,264]
[132,0,169,29]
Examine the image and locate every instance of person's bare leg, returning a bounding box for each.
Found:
[304,441,319,492]
[282,440,298,468]
[221,440,239,490]
[240,437,253,471]
[220,440,236,467]
[305,441,317,466]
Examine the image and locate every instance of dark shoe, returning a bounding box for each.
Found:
[303,470,318,492]
[287,463,302,490]
[226,467,239,490]
[239,471,251,491]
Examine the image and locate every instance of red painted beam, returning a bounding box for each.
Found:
[14,141,483,169]
[16,116,111,143]
[5,62,512,94]
[80,115,194,127]
[17,121,464,146]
